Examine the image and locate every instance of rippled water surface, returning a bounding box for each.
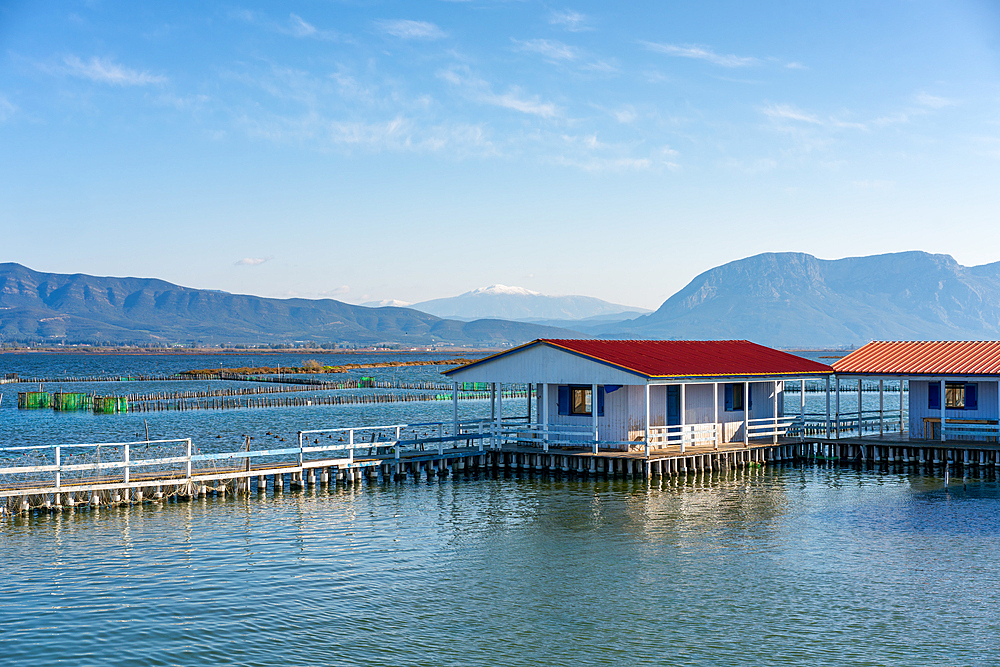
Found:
[3,467,1000,666]
[1,354,997,665]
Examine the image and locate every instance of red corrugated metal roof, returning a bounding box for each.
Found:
[833,341,1000,375]
[447,339,832,378]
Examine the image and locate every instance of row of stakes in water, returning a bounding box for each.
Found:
[17,391,128,414]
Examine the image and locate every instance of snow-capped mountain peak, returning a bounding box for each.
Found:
[467,284,541,297]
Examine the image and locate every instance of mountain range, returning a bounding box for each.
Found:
[603,251,1000,347]
[5,251,1000,348]
[410,284,648,322]
[0,263,577,347]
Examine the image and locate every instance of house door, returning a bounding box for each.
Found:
[667,385,681,426]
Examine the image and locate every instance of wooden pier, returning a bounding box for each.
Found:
[0,419,803,517]
[8,426,1000,517]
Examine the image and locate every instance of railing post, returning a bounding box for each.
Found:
[349,429,354,464]
[297,431,304,468]
[478,422,483,452]
[395,425,402,460]
[54,445,61,490]
[680,425,686,454]
[186,439,192,480]
[124,442,130,485]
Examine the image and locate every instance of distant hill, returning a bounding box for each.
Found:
[604,251,1000,348]
[411,284,650,322]
[0,264,580,347]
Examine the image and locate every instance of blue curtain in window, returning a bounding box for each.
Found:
[597,387,605,416]
[928,383,940,410]
[724,384,734,411]
[557,386,569,415]
[966,383,978,410]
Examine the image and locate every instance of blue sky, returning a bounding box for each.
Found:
[1,1,998,309]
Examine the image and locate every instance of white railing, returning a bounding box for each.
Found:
[647,423,719,452]
[932,423,1000,442]
[301,419,494,461]
[0,439,196,496]
[493,423,596,451]
[746,416,795,441]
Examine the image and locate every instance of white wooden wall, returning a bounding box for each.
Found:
[535,380,781,444]
[908,380,999,438]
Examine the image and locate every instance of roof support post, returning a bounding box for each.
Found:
[900,379,905,435]
[713,382,719,450]
[644,382,651,458]
[773,380,779,444]
[592,383,599,455]
[857,378,863,438]
[490,383,496,449]
[497,382,503,446]
[542,383,549,452]
[744,381,750,449]
[526,383,531,423]
[799,379,805,443]
[940,378,946,442]
[680,383,687,454]
[825,376,831,439]
[835,375,841,439]
[879,379,884,437]
[452,381,459,437]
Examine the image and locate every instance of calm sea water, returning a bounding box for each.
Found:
[3,468,1000,666]
[2,354,994,666]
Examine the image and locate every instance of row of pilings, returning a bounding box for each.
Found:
[7,441,1000,518]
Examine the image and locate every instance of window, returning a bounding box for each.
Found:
[724,383,745,412]
[557,386,605,416]
[571,387,591,415]
[945,382,965,409]
[929,382,978,410]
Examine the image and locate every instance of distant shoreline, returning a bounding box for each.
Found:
[0,347,492,356]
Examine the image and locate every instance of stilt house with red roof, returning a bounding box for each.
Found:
[444,339,832,454]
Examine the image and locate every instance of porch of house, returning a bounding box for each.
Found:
[470,377,814,458]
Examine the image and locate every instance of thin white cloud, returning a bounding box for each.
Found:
[0,95,16,121]
[63,55,166,86]
[916,92,957,109]
[235,256,273,266]
[760,103,822,124]
[581,60,619,74]
[642,42,759,67]
[612,106,636,123]
[549,9,592,32]
[231,10,347,42]
[286,14,343,41]
[785,62,808,70]
[438,67,559,118]
[489,88,558,117]
[513,38,579,61]
[376,19,446,40]
[318,286,350,297]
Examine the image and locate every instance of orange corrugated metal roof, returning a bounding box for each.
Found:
[833,341,1000,375]
[446,339,832,378]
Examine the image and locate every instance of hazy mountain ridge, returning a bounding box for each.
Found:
[0,264,578,346]
[605,251,1000,347]
[411,284,649,321]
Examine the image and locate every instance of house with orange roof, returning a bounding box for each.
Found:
[833,341,1000,442]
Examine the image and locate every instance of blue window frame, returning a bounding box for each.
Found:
[724,383,750,411]
[557,386,604,416]
[929,382,978,410]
